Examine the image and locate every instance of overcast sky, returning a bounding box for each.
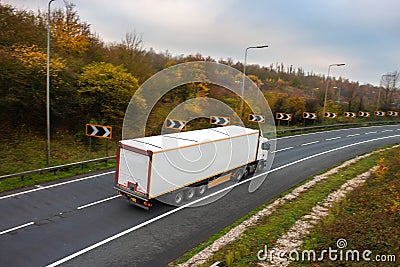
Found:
[6,0,400,86]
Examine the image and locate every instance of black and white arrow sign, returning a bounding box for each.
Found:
[374,111,385,116]
[165,119,186,130]
[344,112,357,118]
[358,111,370,117]
[210,116,230,126]
[387,111,399,116]
[303,112,317,120]
[248,114,266,123]
[86,124,112,139]
[324,112,337,118]
[276,112,292,121]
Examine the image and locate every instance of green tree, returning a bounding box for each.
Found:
[78,62,139,134]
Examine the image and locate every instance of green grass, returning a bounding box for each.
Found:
[0,133,117,193]
[170,145,399,267]
[292,149,400,266]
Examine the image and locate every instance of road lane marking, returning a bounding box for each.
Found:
[3,126,398,201]
[272,147,294,153]
[347,134,360,137]
[0,171,115,201]
[382,129,393,132]
[0,221,35,235]
[365,131,377,134]
[46,134,400,267]
[325,137,341,141]
[301,141,319,146]
[77,195,121,210]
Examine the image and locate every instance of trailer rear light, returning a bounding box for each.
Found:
[131,197,137,203]
[143,201,152,207]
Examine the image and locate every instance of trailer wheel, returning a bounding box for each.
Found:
[196,184,207,196]
[185,187,196,200]
[172,191,184,205]
[232,169,244,182]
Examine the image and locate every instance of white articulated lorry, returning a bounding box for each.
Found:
[114,125,270,209]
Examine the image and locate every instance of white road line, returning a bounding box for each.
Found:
[365,131,377,134]
[46,134,400,267]
[382,129,393,132]
[0,171,115,201]
[301,141,319,146]
[0,221,35,235]
[272,147,294,153]
[3,126,397,201]
[77,195,121,210]
[325,137,341,141]
[347,134,360,137]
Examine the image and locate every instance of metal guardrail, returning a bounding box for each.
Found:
[274,120,399,135]
[0,156,116,181]
[1,120,398,181]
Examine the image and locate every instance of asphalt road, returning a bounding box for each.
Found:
[0,125,399,267]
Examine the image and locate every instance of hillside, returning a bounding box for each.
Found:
[1,1,399,140]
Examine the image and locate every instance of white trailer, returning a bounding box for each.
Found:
[114,125,270,209]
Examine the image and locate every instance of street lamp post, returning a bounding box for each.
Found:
[46,0,55,165]
[323,63,345,122]
[239,45,268,118]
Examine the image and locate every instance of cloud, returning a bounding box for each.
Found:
[5,0,400,85]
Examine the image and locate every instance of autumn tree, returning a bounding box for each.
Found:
[0,3,46,47]
[78,62,139,135]
[106,32,153,83]
[381,71,399,109]
[0,45,67,130]
[50,1,91,55]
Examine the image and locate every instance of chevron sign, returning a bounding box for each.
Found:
[324,112,337,118]
[358,111,370,117]
[344,112,357,118]
[86,124,112,139]
[387,111,399,116]
[248,114,266,123]
[374,111,385,116]
[276,112,292,121]
[210,116,230,126]
[165,119,186,130]
[303,112,317,120]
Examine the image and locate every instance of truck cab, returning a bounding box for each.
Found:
[257,136,270,161]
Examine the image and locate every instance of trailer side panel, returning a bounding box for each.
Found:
[149,132,258,198]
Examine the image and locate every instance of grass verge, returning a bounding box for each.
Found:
[170,145,399,267]
[292,149,400,266]
[0,133,117,193]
